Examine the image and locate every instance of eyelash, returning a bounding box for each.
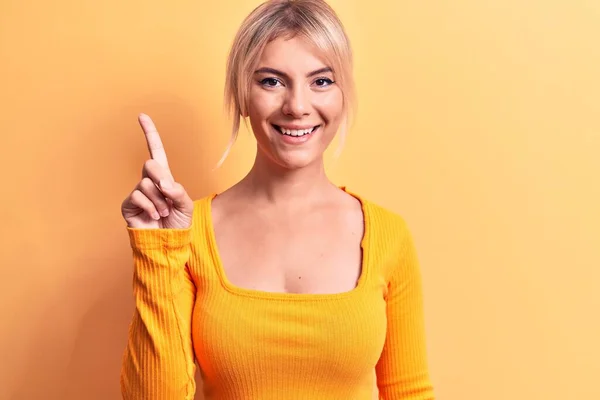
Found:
[259,77,335,88]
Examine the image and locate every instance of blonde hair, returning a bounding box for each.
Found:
[217,0,356,167]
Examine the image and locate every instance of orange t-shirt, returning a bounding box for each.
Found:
[120,189,434,399]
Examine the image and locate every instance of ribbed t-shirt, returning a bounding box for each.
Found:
[120,189,434,399]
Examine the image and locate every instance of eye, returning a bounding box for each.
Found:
[260,77,282,87]
[314,78,335,87]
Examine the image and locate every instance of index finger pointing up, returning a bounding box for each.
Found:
[138,113,171,172]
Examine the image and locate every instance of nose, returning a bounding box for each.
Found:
[281,85,310,118]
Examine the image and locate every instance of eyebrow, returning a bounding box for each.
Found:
[254,67,333,79]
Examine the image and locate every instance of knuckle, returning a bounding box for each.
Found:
[143,159,155,171]
[131,189,147,205]
[148,140,164,151]
[140,177,155,189]
[130,189,142,202]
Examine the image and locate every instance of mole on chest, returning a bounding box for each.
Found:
[221,234,363,295]
[213,204,364,295]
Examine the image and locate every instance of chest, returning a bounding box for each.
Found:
[192,291,388,389]
[213,208,364,295]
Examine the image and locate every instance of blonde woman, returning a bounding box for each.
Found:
[120,0,435,399]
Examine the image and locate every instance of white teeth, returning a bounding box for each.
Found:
[279,126,315,136]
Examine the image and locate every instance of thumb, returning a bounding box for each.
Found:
[159,179,192,210]
[159,178,174,191]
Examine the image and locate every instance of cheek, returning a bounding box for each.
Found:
[248,87,282,120]
[315,89,344,122]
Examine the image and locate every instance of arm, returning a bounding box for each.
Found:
[375,227,435,400]
[120,228,197,400]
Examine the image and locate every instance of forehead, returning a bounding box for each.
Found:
[258,35,331,73]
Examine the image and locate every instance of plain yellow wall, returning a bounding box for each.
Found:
[1,0,599,399]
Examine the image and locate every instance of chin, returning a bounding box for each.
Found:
[270,149,321,170]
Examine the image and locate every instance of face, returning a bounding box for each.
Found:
[246,35,344,170]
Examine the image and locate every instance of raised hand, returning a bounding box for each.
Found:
[121,114,194,229]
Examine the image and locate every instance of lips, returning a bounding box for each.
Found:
[272,124,321,137]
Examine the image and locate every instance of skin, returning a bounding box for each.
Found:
[246,35,343,171]
[121,35,364,294]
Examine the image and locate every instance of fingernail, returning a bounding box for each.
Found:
[152,212,160,220]
[160,179,173,190]
[159,208,170,217]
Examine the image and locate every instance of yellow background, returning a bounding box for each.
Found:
[1,0,599,399]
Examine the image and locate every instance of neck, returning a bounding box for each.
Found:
[239,151,336,206]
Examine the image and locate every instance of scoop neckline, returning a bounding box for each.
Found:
[203,187,372,301]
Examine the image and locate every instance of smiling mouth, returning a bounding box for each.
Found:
[272,124,320,137]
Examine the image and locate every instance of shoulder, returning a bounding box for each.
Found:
[344,187,417,262]
[188,193,218,238]
[346,188,422,281]
[343,187,412,237]
[192,193,216,218]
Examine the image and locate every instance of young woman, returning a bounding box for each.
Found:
[120,0,435,399]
